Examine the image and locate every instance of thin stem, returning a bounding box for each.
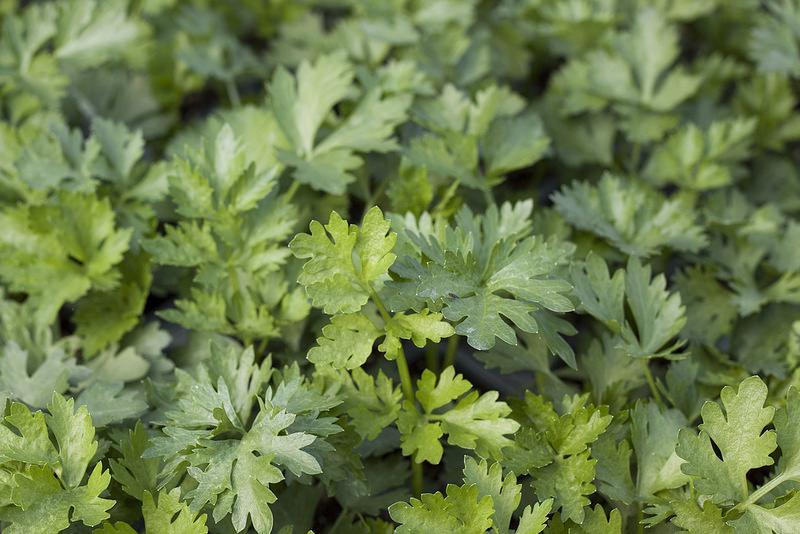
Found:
[482,187,495,208]
[642,363,665,409]
[741,472,789,508]
[629,142,642,173]
[283,180,301,204]
[362,178,390,219]
[256,338,268,358]
[225,79,241,107]
[369,288,422,496]
[442,336,459,369]
[425,342,439,373]
[411,457,423,497]
[330,507,348,533]
[636,506,644,534]
[370,289,413,401]
[393,344,415,407]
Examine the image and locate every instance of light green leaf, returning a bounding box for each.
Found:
[620,256,686,358]
[6,463,113,534]
[143,489,208,534]
[76,381,147,428]
[389,484,494,534]
[308,313,381,369]
[677,376,777,504]
[552,173,706,257]
[46,393,99,489]
[290,207,396,314]
[462,457,521,534]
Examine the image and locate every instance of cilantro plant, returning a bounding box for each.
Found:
[0,1,799,533]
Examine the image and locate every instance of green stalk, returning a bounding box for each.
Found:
[642,363,665,409]
[425,342,439,373]
[225,79,241,107]
[442,336,459,369]
[411,456,424,498]
[370,289,423,496]
[329,507,349,533]
[629,142,642,173]
[255,338,268,358]
[741,472,790,508]
[362,179,390,219]
[283,180,301,205]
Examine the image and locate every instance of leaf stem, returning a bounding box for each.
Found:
[330,507,349,533]
[740,472,789,508]
[256,338,268,358]
[411,457,423,497]
[370,290,413,399]
[369,288,423,497]
[636,506,644,534]
[442,336,459,369]
[225,79,241,107]
[629,142,642,173]
[642,363,665,409]
[425,342,439,373]
[283,180,301,204]
[362,179,390,219]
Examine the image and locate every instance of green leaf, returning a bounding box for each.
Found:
[731,491,800,533]
[553,173,706,257]
[5,463,113,534]
[399,367,519,464]
[481,113,550,177]
[393,202,574,351]
[550,7,701,142]
[516,499,552,534]
[415,366,471,414]
[53,0,143,68]
[674,266,738,345]
[530,450,596,524]
[397,410,444,464]
[668,496,732,533]
[340,368,402,440]
[388,484,494,534]
[143,489,208,534]
[73,251,152,356]
[0,402,58,467]
[571,252,625,332]
[0,342,78,408]
[46,393,99,489]
[109,421,159,501]
[291,206,396,314]
[308,313,380,369]
[620,256,686,359]
[271,52,353,156]
[76,381,147,428]
[643,119,755,190]
[145,348,330,534]
[504,393,612,523]
[0,192,131,321]
[380,310,455,360]
[631,401,689,498]
[462,457,521,534]
[93,522,137,534]
[677,376,777,504]
[749,0,800,77]
[571,505,622,533]
[270,53,409,193]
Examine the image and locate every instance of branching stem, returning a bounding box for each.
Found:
[370,288,423,496]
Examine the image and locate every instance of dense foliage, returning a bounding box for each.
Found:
[1,0,800,532]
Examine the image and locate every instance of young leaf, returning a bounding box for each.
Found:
[290,206,396,314]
